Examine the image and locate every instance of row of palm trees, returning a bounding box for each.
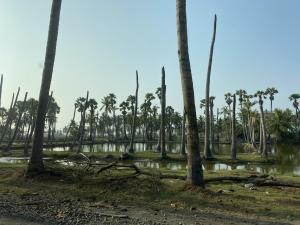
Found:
[6,0,299,187]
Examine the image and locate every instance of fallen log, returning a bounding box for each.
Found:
[63,160,300,188]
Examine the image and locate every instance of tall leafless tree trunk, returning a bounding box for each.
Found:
[176,0,204,187]
[231,94,237,160]
[28,0,62,174]
[127,71,139,153]
[204,15,217,159]
[160,67,167,159]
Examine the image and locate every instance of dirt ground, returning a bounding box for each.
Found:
[0,192,298,225]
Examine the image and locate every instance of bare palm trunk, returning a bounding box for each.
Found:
[204,15,217,159]
[231,94,237,160]
[128,71,139,153]
[6,92,28,152]
[259,119,263,153]
[209,98,214,154]
[160,67,167,159]
[28,0,62,174]
[259,103,268,160]
[180,109,186,156]
[176,0,204,187]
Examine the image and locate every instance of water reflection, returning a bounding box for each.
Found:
[1,143,300,176]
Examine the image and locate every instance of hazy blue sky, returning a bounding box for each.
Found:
[0,0,299,128]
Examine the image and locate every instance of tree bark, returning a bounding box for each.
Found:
[209,98,214,154]
[160,67,167,159]
[28,0,62,174]
[231,94,237,160]
[204,15,217,159]
[176,0,204,187]
[180,109,186,156]
[127,71,139,153]
[259,100,268,160]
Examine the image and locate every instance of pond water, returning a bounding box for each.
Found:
[1,143,300,176]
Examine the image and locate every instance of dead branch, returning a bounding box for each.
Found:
[64,159,300,188]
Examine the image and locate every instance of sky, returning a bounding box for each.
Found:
[0,0,299,129]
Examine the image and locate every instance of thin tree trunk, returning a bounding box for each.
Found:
[259,117,263,153]
[160,67,167,159]
[209,98,214,154]
[28,0,62,174]
[5,92,28,152]
[127,71,139,153]
[259,102,268,160]
[156,128,161,152]
[64,105,76,144]
[180,109,186,156]
[89,109,94,141]
[231,94,237,160]
[77,91,89,153]
[176,0,204,187]
[7,87,20,141]
[204,15,217,159]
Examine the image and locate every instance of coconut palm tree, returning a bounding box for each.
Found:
[204,15,217,160]
[28,0,62,174]
[127,71,139,153]
[289,93,300,140]
[119,100,129,139]
[176,0,204,187]
[24,98,38,156]
[289,94,300,119]
[269,108,293,143]
[236,89,247,140]
[88,98,98,142]
[266,88,278,113]
[254,90,268,160]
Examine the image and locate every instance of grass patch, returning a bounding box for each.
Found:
[0,162,299,222]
